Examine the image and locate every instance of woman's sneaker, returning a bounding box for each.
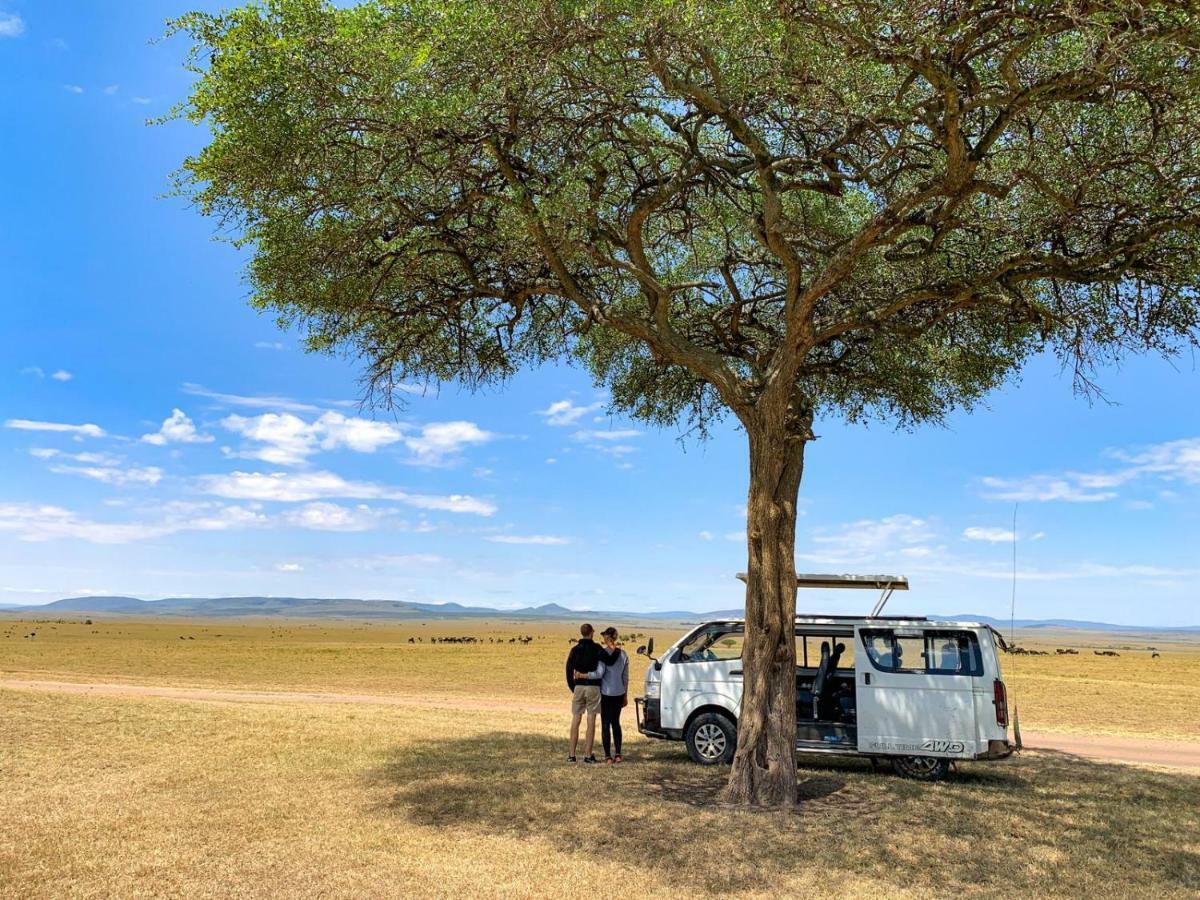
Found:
[583,755,599,764]
[567,756,577,763]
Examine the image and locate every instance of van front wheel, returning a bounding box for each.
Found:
[685,713,736,765]
[892,756,952,781]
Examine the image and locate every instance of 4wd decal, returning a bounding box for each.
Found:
[920,739,966,754]
[869,739,968,755]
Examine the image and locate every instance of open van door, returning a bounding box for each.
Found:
[854,626,981,760]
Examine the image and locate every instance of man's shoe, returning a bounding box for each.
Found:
[583,755,599,764]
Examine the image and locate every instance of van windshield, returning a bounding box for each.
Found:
[677,625,744,662]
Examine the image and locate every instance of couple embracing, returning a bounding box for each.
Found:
[565,624,628,764]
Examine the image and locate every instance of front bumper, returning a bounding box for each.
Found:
[635,697,671,739]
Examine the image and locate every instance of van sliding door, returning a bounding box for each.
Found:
[853,626,981,759]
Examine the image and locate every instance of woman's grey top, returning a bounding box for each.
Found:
[599,649,629,697]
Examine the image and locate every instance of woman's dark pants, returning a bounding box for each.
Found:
[600,694,624,757]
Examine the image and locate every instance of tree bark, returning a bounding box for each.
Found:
[718,421,807,808]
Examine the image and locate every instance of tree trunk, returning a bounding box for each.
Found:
[718,422,807,808]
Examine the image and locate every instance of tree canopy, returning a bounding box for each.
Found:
[173,0,1200,436]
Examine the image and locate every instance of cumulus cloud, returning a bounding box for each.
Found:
[980,475,1120,503]
[539,399,604,427]
[485,534,570,545]
[199,470,496,516]
[802,514,935,566]
[64,84,84,94]
[283,502,391,532]
[5,418,105,438]
[0,12,24,37]
[50,370,72,381]
[142,409,213,446]
[50,464,163,486]
[221,411,405,465]
[963,527,1015,543]
[275,562,303,572]
[0,501,264,544]
[403,421,494,464]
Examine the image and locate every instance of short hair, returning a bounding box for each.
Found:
[580,623,594,638]
[600,626,618,639]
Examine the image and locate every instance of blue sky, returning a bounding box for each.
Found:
[1,3,1199,626]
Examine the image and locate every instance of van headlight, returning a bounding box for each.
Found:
[644,680,660,699]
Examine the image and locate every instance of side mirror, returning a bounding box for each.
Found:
[636,645,646,656]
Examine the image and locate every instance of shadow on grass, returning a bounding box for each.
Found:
[367,734,1200,895]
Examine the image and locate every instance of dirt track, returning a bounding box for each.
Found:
[3,677,1199,771]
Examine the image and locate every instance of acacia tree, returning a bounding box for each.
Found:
[172,0,1200,806]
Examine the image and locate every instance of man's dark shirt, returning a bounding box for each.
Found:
[566,638,602,690]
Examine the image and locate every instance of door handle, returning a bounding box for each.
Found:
[730,670,743,677]
[864,673,871,685]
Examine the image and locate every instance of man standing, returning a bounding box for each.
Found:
[565,623,603,763]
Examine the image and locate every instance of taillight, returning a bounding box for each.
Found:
[993,679,1009,727]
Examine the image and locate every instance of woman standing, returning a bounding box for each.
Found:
[597,626,629,763]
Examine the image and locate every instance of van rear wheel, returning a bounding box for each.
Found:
[893,755,952,781]
[685,713,736,765]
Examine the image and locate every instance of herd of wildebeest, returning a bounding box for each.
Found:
[1006,645,1160,658]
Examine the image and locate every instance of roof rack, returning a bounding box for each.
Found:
[735,572,909,617]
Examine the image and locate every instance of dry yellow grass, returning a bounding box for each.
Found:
[1,617,1199,896]
[2,685,1199,899]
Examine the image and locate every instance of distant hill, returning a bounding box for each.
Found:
[0,595,1195,631]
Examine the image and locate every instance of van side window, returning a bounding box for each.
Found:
[677,626,744,662]
[861,629,982,676]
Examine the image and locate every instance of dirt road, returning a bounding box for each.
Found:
[3,677,1199,771]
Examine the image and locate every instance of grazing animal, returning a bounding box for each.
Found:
[1152,651,1161,658]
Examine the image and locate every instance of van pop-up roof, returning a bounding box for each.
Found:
[734,572,909,617]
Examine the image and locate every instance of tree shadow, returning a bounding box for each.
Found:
[365,734,1200,895]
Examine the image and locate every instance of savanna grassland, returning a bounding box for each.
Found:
[1,617,1198,898]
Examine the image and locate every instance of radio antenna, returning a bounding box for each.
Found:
[1010,503,1018,645]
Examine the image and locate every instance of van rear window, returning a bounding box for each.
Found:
[861,629,982,676]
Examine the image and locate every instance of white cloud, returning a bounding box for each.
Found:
[50,464,163,486]
[539,399,603,427]
[254,341,285,350]
[283,502,388,532]
[803,514,935,565]
[199,470,496,516]
[29,448,59,459]
[0,501,263,544]
[142,409,213,446]
[50,370,72,381]
[5,418,105,438]
[64,84,84,94]
[275,562,303,572]
[19,366,44,378]
[132,96,152,105]
[981,437,1200,504]
[485,534,569,545]
[981,475,1119,503]
[182,382,324,414]
[573,428,640,442]
[221,411,404,465]
[103,84,118,95]
[0,12,24,37]
[963,527,1015,543]
[404,420,493,464]
[699,530,714,541]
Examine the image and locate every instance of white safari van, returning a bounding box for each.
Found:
[634,574,1018,780]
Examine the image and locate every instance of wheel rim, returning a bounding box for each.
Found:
[695,723,727,759]
[900,756,940,775]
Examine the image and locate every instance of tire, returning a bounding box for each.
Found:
[685,712,736,765]
[892,755,952,781]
